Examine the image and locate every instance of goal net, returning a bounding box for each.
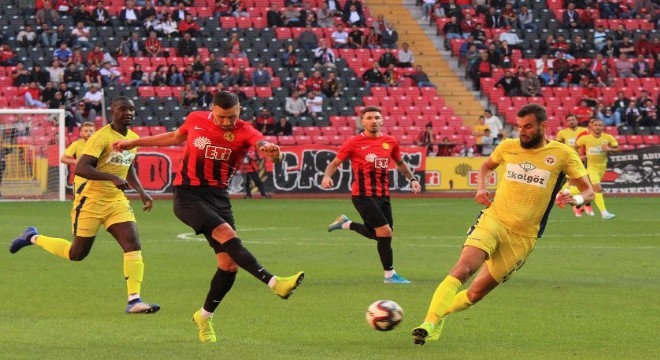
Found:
[0,109,66,201]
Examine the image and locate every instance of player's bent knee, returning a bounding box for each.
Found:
[466,288,488,303]
[211,223,237,243]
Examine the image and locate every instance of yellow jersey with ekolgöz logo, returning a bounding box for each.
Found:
[555,126,587,147]
[575,133,618,171]
[79,124,139,201]
[486,139,587,238]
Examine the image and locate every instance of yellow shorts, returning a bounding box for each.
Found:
[587,167,605,185]
[71,197,135,237]
[465,211,537,283]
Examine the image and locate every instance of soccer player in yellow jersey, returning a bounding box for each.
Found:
[412,104,595,345]
[10,97,160,314]
[61,121,95,195]
[575,118,618,220]
[555,114,593,217]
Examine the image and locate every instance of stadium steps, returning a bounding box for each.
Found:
[364,0,485,120]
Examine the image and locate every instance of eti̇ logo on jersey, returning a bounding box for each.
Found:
[544,155,556,166]
[223,132,235,142]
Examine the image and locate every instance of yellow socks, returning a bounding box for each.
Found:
[124,251,144,296]
[424,275,462,324]
[593,192,607,213]
[34,235,71,260]
[444,290,473,316]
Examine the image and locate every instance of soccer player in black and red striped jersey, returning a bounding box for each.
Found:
[322,106,421,284]
[112,91,304,343]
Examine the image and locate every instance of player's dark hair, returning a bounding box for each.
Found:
[213,91,239,109]
[111,96,132,106]
[360,106,382,118]
[517,103,547,123]
[565,114,577,120]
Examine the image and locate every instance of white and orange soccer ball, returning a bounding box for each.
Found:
[365,300,403,331]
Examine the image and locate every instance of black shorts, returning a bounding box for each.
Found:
[351,196,393,229]
[173,186,235,253]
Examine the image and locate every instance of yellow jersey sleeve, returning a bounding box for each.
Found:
[564,148,588,179]
[79,125,139,201]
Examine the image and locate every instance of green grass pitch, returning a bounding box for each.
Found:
[1,197,658,360]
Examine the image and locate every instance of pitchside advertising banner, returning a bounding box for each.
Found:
[602,146,660,194]
[65,145,427,194]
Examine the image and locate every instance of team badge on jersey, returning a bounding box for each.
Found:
[223,132,235,141]
[544,155,556,166]
[382,142,390,150]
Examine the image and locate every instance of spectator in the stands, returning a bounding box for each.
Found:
[251,63,272,87]
[38,23,56,47]
[122,32,146,57]
[181,83,199,108]
[378,49,397,68]
[159,13,179,37]
[12,62,31,87]
[600,37,619,58]
[597,105,621,127]
[420,0,436,21]
[464,44,481,73]
[23,81,47,108]
[217,63,233,87]
[178,32,198,57]
[119,0,141,25]
[443,16,462,51]
[130,64,147,87]
[41,81,58,104]
[593,23,608,51]
[282,4,302,27]
[485,6,504,28]
[285,91,307,120]
[233,64,251,86]
[140,1,156,21]
[407,65,435,88]
[30,64,50,87]
[397,42,415,68]
[485,43,501,67]
[274,116,293,136]
[73,4,94,26]
[460,13,477,39]
[501,3,518,28]
[172,2,190,21]
[214,0,233,17]
[623,100,642,127]
[415,123,435,155]
[581,81,599,107]
[520,69,540,97]
[323,72,343,98]
[365,26,382,49]
[639,99,658,127]
[63,63,83,90]
[471,51,492,91]
[497,40,514,69]
[291,70,307,95]
[574,100,594,126]
[473,115,489,153]
[306,70,325,93]
[92,1,111,27]
[362,61,388,90]
[305,91,324,120]
[255,108,276,135]
[537,34,557,57]
[384,64,399,87]
[343,0,363,17]
[348,24,365,49]
[82,85,103,121]
[53,43,73,66]
[71,22,92,49]
[99,61,121,87]
[563,2,582,29]
[166,64,185,86]
[654,53,660,78]
[612,24,629,46]
[611,91,630,118]
[494,69,521,96]
[179,14,201,37]
[569,35,588,59]
[297,24,319,55]
[343,4,365,27]
[517,4,535,30]
[555,34,571,56]
[317,3,335,28]
[633,54,651,78]
[595,63,615,87]
[635,90,652,109]
[619,36,636,58]
[225,32,246,58]
[313,39,336,68]
[498,26,522,50]
[480,129,494,156]
[17,25,38,48]
[326,0,343,17]
[37,0,59,26]
[615,53,636,78]
[380,22,399,49]
[200,65,217,86]
[86,46,104,67]
[581,6,596,28]
[484,109,503,137]
[144,31,162,57]
[280,44,298,68]
[197,84,213,108]
[150,65,167,86]
[46,59,65,87]
[470,23,487,45]
[331,24,350,49]
[634,33,652,58]
[442,0,462,19]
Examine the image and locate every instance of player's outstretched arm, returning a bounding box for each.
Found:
[60,154,77,166]
[321,157,343,189]
[112,131,187,151]
[475,157,499,207]
[256,140,283,162]
[395,159,421,193]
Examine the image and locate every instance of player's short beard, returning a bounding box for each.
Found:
[520,128,544,149]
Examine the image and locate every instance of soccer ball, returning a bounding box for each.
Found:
[365,300,403,331]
